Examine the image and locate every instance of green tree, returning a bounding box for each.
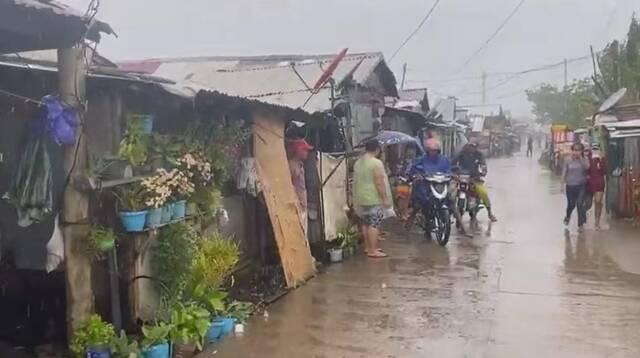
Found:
[599,14,640,102]
[525,79,597,128]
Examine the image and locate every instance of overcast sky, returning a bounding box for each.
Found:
[63,0,640,116]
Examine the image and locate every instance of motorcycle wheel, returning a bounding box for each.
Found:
[433,209,451,246]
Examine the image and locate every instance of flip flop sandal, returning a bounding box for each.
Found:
[367,251,388,258]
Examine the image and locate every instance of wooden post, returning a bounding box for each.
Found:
[58,47,93,335]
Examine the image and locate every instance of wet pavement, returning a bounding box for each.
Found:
[204,155,640,357]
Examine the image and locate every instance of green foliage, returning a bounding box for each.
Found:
[113,183,148,212]
[336,226,359,249]
[223,301,254,324]
[190,233,240,292]
[169,303,211,350]
[119,117,150,167]
[151,222,199,302]
[525,79,597,128]
[84,226,116,260]
[149,134,183,167]
[191,186,223,217]
[69,314,116,357]
[599,15,640,102]
[111,330,140,358]
[141,322,171,349]
[191,288,228,316]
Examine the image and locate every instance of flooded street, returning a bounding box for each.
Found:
[206,155,640,358]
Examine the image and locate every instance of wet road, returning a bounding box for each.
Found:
[205,155,640,357]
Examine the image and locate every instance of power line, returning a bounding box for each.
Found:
[389,0,442,61]
[408,55,590,84]
[453,0,527,73]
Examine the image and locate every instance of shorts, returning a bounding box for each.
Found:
[357,205,384,229]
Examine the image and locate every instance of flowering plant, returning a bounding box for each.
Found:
[178,152,213,187]
[141,169,173,208]
[167,168,195,200]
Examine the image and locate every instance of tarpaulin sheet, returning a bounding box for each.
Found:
[253,115,316,287]
[321,154,348,241]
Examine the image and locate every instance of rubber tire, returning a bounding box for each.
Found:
[434,209,451,246]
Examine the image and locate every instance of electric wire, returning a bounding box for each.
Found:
[389,0,442,61]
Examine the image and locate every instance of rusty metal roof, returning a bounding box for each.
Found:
[0,0,114,53]
[119,52,398,113]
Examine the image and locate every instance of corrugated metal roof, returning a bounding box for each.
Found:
[119,52,397,112]
[430,97,456,123]
[0,0,113,53]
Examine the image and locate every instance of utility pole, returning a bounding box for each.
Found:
[58,46,92,336]
[400,63,407,90]
[481,71,487,104]
[563,58,569,117]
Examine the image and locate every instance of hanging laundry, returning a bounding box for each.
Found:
[41,95,79,146]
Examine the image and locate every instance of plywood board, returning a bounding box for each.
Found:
[321,154,349,241]
[253,115,316,287]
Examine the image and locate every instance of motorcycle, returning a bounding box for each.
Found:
[411,172,452,246]
[454,164,486,224]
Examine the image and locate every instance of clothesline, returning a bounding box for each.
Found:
[0,87,44,106]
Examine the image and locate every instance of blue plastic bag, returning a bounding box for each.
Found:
[42,95,78,145]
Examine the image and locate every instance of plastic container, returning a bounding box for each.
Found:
[86,347,111,358]
[219,317,235,336]
[329,248,343,263]
[206,320,225,343]
[146,207,163,228]
[119,211,148,232]
[172,200,186,220]
[141,115,154,134]
[141,342,170,358]
[161,203,173,224]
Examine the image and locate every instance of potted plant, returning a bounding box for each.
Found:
[70,314,116,358]
[223,300,253,333]
[169,303,211,358]
[151,223,199,301]
[178,152,213,217]
[337,227,358,258]
[111,330,140,358]
[114,183,149,232]
[141,170,172,228]
[168,169,195,221]
[84,226,117,260]
[127,113,155,134]
[118,117,150,172]
[141,323,172,358]
[328,238,344,263]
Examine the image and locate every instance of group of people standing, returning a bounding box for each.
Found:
[562,142,607,231]
[352,135,498,258]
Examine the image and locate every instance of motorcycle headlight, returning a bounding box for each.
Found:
[434,183,446,193]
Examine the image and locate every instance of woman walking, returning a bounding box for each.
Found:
[587,145,607,229]
[563,143,590,232]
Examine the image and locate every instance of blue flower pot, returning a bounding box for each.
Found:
[214,316,236,338]
[206,320,225,343]
[119,210,148,232]
[141,342,170,358]
[146,207,163,228]
[161,203,173,224]
[141,115,154,134]
[172,200,186,220]
[86,347,111,358]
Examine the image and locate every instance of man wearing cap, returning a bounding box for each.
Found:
[288,139,313,236]
[453,141,498,222]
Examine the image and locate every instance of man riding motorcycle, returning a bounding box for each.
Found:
[407,138,469,235]
[452,141,498,222]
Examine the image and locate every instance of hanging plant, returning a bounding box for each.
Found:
[84,226,117,260]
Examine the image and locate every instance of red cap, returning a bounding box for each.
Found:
[289,139,313,153]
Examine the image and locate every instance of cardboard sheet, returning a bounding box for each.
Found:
[253,115,316,287]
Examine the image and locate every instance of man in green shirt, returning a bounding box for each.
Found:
[353,139,391,258]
